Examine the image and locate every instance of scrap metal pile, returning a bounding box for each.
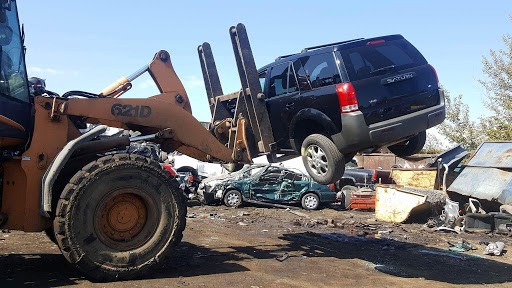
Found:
[372,142,512,240]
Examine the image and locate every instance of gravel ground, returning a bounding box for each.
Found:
[1,203,512,287]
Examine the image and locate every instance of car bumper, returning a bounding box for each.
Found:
[197,185,223,204]
[332,89,446,153]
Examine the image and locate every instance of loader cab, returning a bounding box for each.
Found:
[0,0,31,149]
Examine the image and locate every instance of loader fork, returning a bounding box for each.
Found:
[198,23,275,160]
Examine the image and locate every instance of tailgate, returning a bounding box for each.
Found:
[339,37,440,125]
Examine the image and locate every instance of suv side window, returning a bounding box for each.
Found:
[259,71,267,92]
[299,53,341,90]
[293,59,312,91]
[268,63,288,98]
[268,62,298,97]
[287,63,298,93]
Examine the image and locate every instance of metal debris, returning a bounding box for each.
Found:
[287,210,310,218]
[435,226,461,234]
[500,204,512,215]
[275,252,290,262]
[448,240,476,252]
[448,142,512,205]
[484,242,505,256]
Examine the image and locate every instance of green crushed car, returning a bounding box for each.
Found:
[213,165,338,210]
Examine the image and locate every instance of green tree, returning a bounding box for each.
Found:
[438,90,484,151]
[421,129,447,154]
[479,31,512,141]
[439,25,512,151]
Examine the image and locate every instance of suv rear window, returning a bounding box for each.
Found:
[340,39,427,81]
[295,53,341,90]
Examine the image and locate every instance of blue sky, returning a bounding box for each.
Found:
[18,1,511,122]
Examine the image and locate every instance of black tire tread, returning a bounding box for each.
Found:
[301,134,345,184]
[388,131,427,157]
[53,153,186,281]
[176,166,199,180]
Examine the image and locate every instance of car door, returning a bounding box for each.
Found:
[265,62,300,149]
[250,166,283,201]
[290,170,311,195]
[277,169,306,201]
[292,53,343,132]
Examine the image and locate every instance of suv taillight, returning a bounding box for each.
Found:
[336,83,359,113]
[429,64,439,86]
[371,170,377,181]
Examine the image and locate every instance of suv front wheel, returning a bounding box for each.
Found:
[301,134,345,184]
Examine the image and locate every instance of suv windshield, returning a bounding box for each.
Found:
[0,0,29,103]
[340,38,427,81]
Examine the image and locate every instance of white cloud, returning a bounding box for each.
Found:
[135,78,155,90]
[27,66,64,76]
[182,75,204,89]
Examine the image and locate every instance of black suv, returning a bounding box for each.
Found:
[258,35,445,184]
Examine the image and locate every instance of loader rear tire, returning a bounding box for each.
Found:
[53,153,186,281]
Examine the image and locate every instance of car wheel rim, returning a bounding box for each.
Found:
[227,192,240,206]
[304,195,318,209]
[306,145,328,177]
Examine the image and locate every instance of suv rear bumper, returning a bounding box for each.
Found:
[332,89,446,153]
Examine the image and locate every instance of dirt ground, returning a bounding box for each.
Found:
[2,202,512,288]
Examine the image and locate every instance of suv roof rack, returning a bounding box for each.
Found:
[275,54,295,61]
[301,38,365,53]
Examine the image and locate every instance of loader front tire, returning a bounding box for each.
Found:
[53,154,186,281]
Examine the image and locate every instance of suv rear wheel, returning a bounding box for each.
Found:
[388,131,426,157]
[301,134,345,184]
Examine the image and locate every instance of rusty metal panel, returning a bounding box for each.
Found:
[467,142,512,168]
[375,186,445,223]
[355,153,435,170]
[428,144,468,168]
[448,167,512,204]
[357,154,396,170]
[448,142,512,204]
[390,168,438,189]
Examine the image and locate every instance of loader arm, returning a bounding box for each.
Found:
[55,50,247,164]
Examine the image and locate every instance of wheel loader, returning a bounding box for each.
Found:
[0,0,309,281]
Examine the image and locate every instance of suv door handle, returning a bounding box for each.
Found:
[285,102,294,109]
